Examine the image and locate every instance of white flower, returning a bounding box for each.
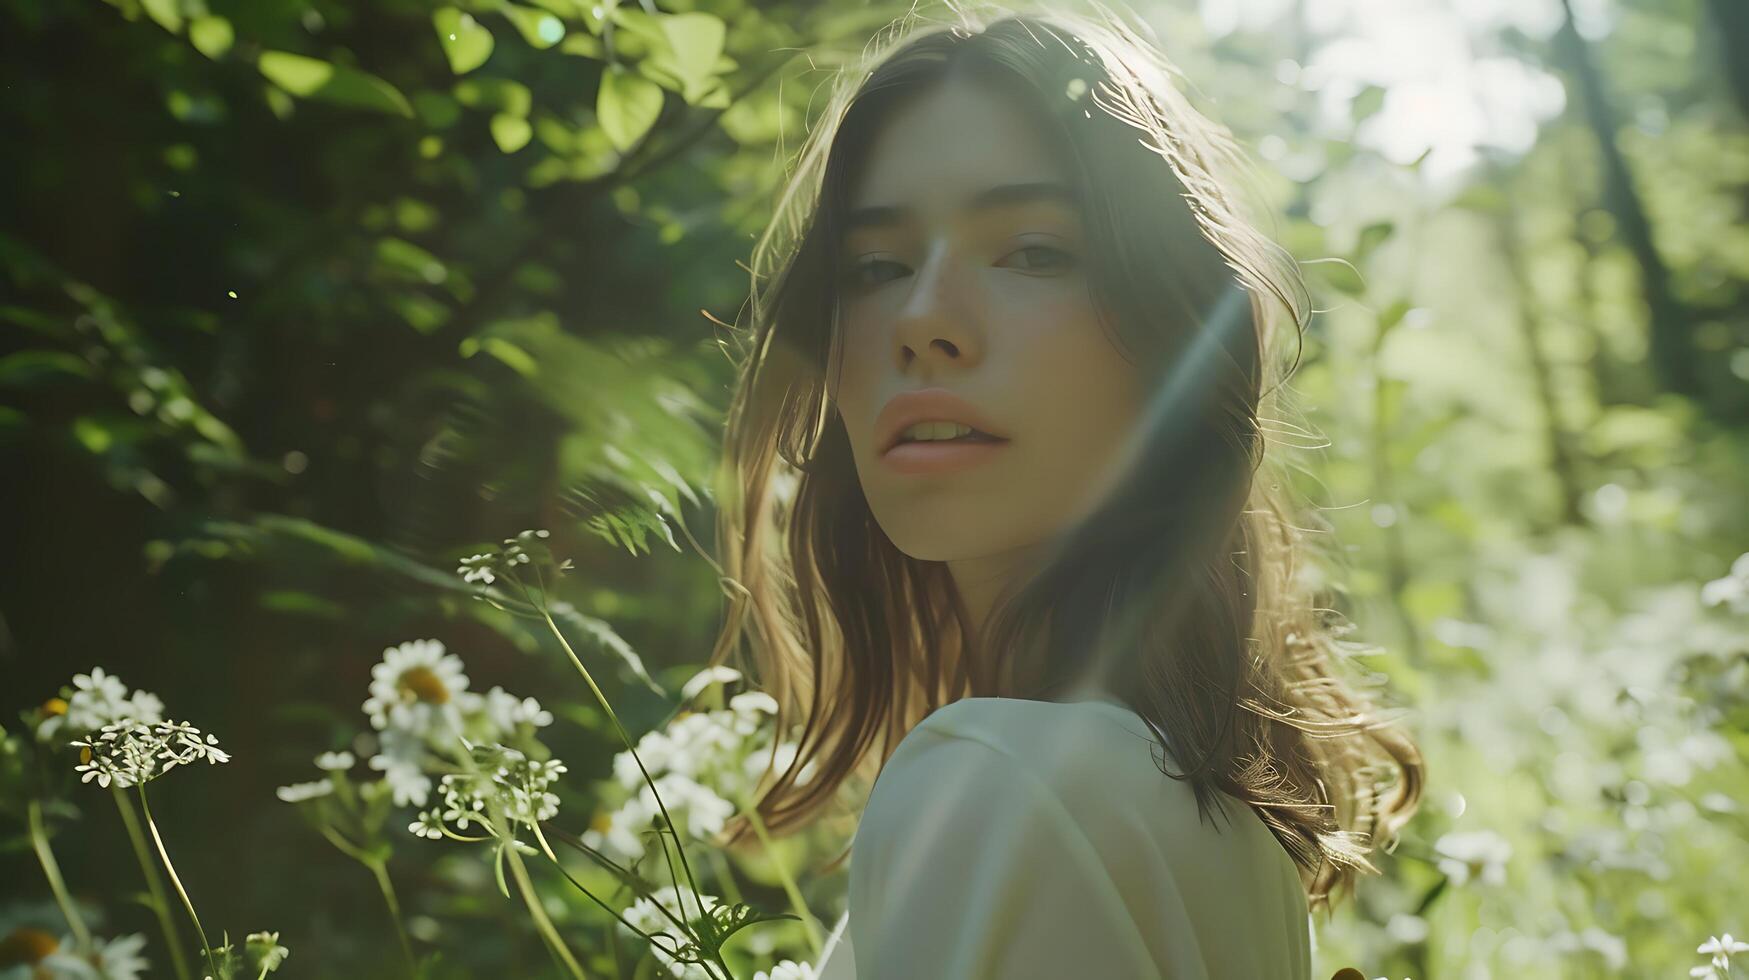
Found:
[408,810,446,839]
[621,886,725,980]
[1699,933,1749,973]
[362,639,479,737]
[457,553,497,585]
[588,795,657,859]
[92,932,150,980]
[0,929,152,980]
[663,713,746,777]
[276,780,334,803]
[726,693,778,737]
[314,751,355,771]
[245,931,290,973]
[753,961,817,980]
[70,719,228,788]
[1701,552,1749,613]
[484,686,554,733]
[680,666,742,701]
[635,773,734,843]
[1432,829,1512,887]
[370,727,432,808]
[410,744,567,841]
[744,740,817,788]
[614,731,678,789]
[728,691,777,716]
[35,667,164,743]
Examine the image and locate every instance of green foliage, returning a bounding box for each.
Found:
[1,0,1746,977]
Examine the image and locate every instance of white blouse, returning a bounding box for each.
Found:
[812,696,1312,980]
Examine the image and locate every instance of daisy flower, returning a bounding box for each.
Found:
[0,928,150,980]
[362,639,479,737]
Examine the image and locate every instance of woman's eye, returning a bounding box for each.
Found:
[845,257,908,289]
[1003,244,1076,272]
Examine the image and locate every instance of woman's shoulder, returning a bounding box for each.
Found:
[876,696,1199,825]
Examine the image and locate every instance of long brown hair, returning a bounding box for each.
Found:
[702,0,1423,917]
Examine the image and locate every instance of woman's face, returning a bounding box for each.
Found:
[828,74,1147,581]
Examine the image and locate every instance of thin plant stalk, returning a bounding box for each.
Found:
[27,799,92,955]
[369,860,418,978]
[503,828,588,979]
[734,793,822,958]
[521,564,712,928]
[111,786,194,980]
[444,735,587,980]
[315,824,417,979]
[137,785,221,980]
[704,848,745,907]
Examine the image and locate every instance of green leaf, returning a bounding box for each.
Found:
[140,0,182,33]
[490,112,532,153]
[188,16,234,59]
[412,91,461,128]
[597,68,662,152]
[659,12,725,93]
[257,51,413,117]
[0,350,92,386]
[559,33,603,58]
[453,77,531,117]
[500,2,566,49]
[433,7,495,75]
[258,590,347,620]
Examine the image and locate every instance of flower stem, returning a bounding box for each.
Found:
[27,798,92,955]
[445,734,587,980]
[314,825,417,977]
[737,794,822,958]
[524,565,711,928]
[138,785,221,980]
[112,786,194,980]
[505,841,588,980]
[368,860,419,980]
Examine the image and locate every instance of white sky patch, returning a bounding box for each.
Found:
[1198,0,1609,183]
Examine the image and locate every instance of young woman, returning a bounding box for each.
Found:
[703,2,1425,977]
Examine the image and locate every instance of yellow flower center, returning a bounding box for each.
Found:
[397,666,451,705]
[0,927,59,966]
[589,809,613,834]
[80,746,93,766]
[41,698,69,717]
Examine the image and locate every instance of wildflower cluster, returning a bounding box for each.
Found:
[1694,933,1749,980]
[69,719,229,789]
[583,666,816,863]
[350,637,555,809]
[1701,552,1749,615]
[33,667,163,743]
[620,885,727,980]
[456,528,571,588]
[410,743,568,841]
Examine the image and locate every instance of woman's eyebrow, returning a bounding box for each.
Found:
[844,181,1079,231]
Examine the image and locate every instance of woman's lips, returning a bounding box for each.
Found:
[879,438,1011,475]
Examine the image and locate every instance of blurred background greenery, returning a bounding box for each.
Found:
[1,0,1745,977]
